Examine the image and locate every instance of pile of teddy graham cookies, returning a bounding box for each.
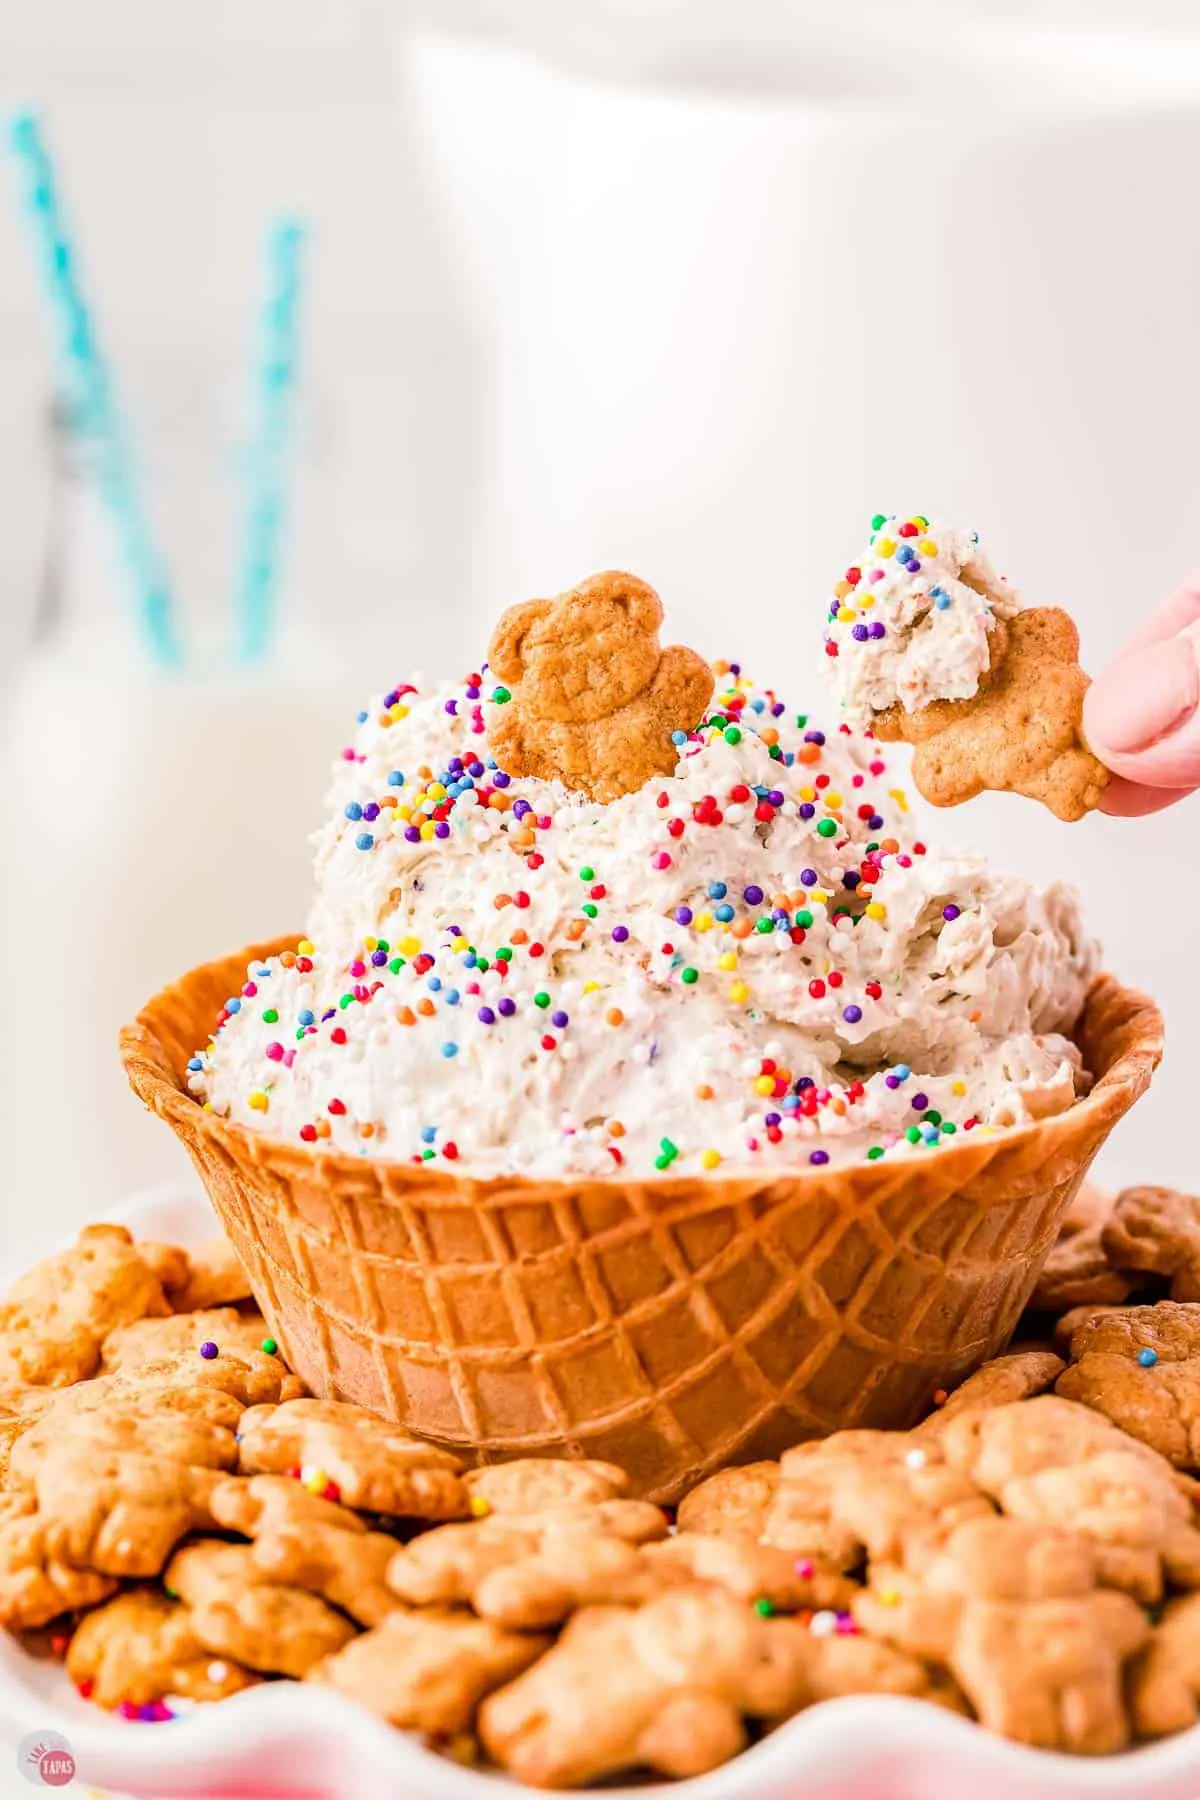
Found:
[4,1197,1200,1789]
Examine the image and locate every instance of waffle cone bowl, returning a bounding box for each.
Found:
[122,937,1162,1502]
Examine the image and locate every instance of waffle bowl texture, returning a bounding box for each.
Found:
[122,938,1162,1503]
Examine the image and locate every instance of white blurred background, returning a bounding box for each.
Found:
[3,0,1200,1260]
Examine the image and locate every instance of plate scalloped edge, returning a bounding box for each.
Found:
[2,1185,1200,1800]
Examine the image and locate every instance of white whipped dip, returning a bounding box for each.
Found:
[824,515,1021,727]
[190,651,1097,1179]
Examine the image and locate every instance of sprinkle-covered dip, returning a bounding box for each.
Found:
[824,513,1022,727]
[190,654,1096,1177]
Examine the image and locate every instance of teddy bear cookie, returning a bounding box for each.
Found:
[66,1587,260,1709]
[0,1225,176,1390]
[99,1307,271,1374]
[1027,1185,1200,1322]
[915,1350,1067,1438]
[873,609,1109,822]
[1029,1182,1145,1315]
[1130,1593,1200,1737]
[679,1430,990,1576]
[854,1514,1149,1752]
[823,515,1109,821]
[309,1606,550,1737]
[210,1474,399,1627]
[234,1397,470,1519]
[1055,1302,1200,1470]
[478,1586,812,1787]
[138,1235,253,1313]
[939,1393,1200,1603]
[1100,1188,1200,1305]
[165,1539,358,1677]
[486,572,714,802]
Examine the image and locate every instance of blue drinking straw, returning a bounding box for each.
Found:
[235,216,308,664]
[6,112,182,667]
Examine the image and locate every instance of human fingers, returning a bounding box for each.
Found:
[1096,773,1200,817]
[1084,620,1200,791]
[1110,570,1200,658]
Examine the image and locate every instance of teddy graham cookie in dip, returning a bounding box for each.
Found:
[188,563,1099,1176]
[823,514,1110,820]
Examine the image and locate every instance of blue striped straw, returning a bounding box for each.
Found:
[235,217,307,664]
[6,112,182,667]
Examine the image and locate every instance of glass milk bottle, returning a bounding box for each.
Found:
[0,404,357,1265]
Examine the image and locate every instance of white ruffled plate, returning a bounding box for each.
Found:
[2,1186,1200,1800]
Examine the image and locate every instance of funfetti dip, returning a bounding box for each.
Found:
[190,638,1097,1179]
[824,514,1021,728]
